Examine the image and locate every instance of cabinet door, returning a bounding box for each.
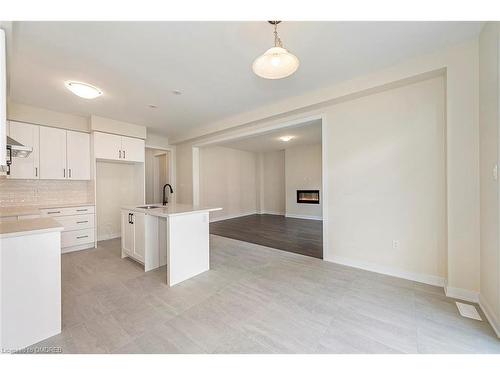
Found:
[66,131,90,180]
[39,126,67,180]
[121,211,134,256]
[132,212,145,261]
[93,132,122,161]
[121,136,145,162]
[8,121,39,179]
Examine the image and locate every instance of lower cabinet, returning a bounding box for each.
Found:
[121,210,145,263]
[40,205,96,253]
[121,210,166,271]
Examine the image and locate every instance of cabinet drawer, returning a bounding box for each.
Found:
[55,214,94,231]
[40,205,95,217]
[61,228,95,248]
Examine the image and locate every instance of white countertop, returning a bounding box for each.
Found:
[122,203,222,218]
[0,202,95,218]
[0,217,64,239]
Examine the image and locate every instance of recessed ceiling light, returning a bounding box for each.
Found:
[172,90,182,95]
[279,136,294,142]
[65,81,103,99]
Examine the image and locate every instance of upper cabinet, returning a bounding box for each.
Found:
[66,130,91,180]
[7,121,40,179]
[39,126,67,179]
[93,132,144,163]
[8,121,91,180]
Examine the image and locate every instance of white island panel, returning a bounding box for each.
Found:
[167,211,210,286]
[1,227,62,351]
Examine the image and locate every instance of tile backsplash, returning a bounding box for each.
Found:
[0,178,94,207]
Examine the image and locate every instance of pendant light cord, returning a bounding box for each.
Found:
[273,23,283,48]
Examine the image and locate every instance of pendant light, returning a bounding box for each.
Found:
[252,21,300,80]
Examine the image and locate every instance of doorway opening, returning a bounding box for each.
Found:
[193,117,324,259]
[145,148,172,204]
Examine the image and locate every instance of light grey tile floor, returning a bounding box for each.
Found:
[26,235,500,354]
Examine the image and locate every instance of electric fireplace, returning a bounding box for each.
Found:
[296,190,320,204]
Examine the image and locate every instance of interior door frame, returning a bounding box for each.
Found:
[191,113,328,260]
[145,144,176,203]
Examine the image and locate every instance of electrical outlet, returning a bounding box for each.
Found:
[493,164,498,181]
[392,240,400,249]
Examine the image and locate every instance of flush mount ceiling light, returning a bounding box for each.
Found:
[65,81,103,99]
[252,21,300,80]
[279,135,294,142]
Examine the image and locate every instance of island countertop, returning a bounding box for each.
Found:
[121,203,222,218]
[0,217,64,239]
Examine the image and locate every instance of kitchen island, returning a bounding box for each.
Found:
[121,204,221,286]
[0,217,63,352]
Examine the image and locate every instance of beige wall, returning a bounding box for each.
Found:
[175,40,479,295]
[146,132,170,148]
[327,76,446,282]
[90,115,146,139]
[96,161,144,241]
[199,146,258,221]
[285,144,322,219]
[258,150,285,215]
[479,22,500,336]
[7,101,89,132]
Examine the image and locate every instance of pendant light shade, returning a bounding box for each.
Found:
[252,21,300,80]
[252,46,300,80]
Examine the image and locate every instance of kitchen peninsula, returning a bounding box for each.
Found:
[121,203,221,286]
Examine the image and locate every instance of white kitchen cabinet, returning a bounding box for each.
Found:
[121,210,148,264]
[121,136,145,162]
[93,132,122,160]
[8,121,39,179]
[93,131,144,163]
[39,126,67,180]
[66,130,91,180]
[40,204,96,253]
[39,126,91,180]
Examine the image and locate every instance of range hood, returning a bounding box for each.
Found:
[7,135,32,157]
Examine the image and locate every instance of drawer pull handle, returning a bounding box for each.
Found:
[76,221,89,224]
[47,211,61,214]
[76,209,88,212]
[76,235,89,239]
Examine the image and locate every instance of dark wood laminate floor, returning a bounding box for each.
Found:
[210,214,323,259]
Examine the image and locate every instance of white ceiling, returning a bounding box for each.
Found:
[214,119,321,152]
[6,21,483,141]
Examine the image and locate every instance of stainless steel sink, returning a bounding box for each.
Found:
[137,205,162,209]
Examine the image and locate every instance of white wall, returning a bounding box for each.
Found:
[258,150,285,215]
[90,115,146,139]
[479,22,500,336]
[199,146,258,221]
[328,76,446,283]
[96,161,144,241]
[285,144,322,219]
[175,40,479,295]
[7,101,89,132]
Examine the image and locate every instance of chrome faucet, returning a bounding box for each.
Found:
[162,184,174,205]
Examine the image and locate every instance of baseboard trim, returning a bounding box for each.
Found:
[62,243,95,254]
[210,211,258,223]
[97,232,121,242]
[329,255,445,287]
[444,285,479,303]
[479,295,500,338]
[285,214,323,221]
[259,211,285,216]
